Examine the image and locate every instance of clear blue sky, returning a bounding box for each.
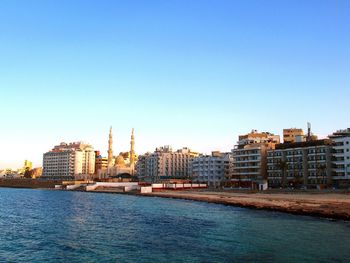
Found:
[1,0,349,169]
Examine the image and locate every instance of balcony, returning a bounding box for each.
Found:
[232,171,260,175]
[307,152,326,156]
[308,159,326,163]
[234,159,261,163]
[333,175,350,180]
[233,152,261,157]
[332,160,345,165]
[332,168,345,172]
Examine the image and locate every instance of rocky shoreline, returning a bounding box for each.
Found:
[141,191,350,221]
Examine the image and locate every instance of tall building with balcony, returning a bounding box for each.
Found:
[135,153,150,181]
[43,142,95,180]
[230,130,280,188]
[329,128,350,188]
[136,146,199,182]
[192,151,232,188]
[267,139,333,188]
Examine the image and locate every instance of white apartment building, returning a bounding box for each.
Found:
[43,142,95,180]
[136,146,199,182]
[329,128,350,187]
[192,151,232,188]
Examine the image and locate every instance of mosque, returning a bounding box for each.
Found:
[97,127,137,179]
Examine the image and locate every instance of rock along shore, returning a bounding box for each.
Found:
[141,191,350,221]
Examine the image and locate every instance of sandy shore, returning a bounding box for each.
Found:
[142,191,350,220]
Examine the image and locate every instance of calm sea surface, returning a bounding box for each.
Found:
[0,188,349,263]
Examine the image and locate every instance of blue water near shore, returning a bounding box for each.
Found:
[0,188,349,263]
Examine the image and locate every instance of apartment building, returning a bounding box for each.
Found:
[267,139,332,188]
[329,128,350,188]
[230,130,280,188]
[136,146,199,182]
[94,151,108,175]
[135,153,149,180]
[43,142,95,180]
[192,151,232,188]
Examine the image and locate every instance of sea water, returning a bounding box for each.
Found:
[0,188,349,262]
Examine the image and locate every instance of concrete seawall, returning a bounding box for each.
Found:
[0,179,59,189]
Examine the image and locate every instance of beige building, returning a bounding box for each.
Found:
[230,130,280,189]
[136,146,199,182]
[95,151,108,175]
[283,128,304,143]
[43,142,95,180]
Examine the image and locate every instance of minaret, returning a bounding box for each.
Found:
[107,126,114,167]
[129,128,135,175]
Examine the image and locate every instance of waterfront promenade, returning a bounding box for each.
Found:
[143,190,350,220]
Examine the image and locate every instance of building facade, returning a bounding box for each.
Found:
[283,128,304,143]
[267,139,333,188]
[329,128,350,188]
[95,151,108,175]
[43,142,95,180]
[136,146,199,182]
[192,151,232,188]
[135,153,150,181]
[230,130,280,188]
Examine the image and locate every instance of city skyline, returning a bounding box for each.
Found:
[1,0,350,168]
[0,124,339,170]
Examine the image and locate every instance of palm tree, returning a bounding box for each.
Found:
[276,160,288,188]
[319,164,327,186]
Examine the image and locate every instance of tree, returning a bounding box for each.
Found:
[23,167,32,179]
[319,164,327,185]
[276,160,288,188]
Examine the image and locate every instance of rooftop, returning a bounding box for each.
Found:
[275,139,333,150]
[329,128,350,138]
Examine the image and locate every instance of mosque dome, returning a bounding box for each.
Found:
[115,155,126,167]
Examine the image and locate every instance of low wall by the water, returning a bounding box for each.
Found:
[57,181,207,193]
[95,182,139,187]
[0,179,60,189]
[141,186,153,193]
[86,182,140,192]
[66,184,82,190]
[152,183,207,191]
